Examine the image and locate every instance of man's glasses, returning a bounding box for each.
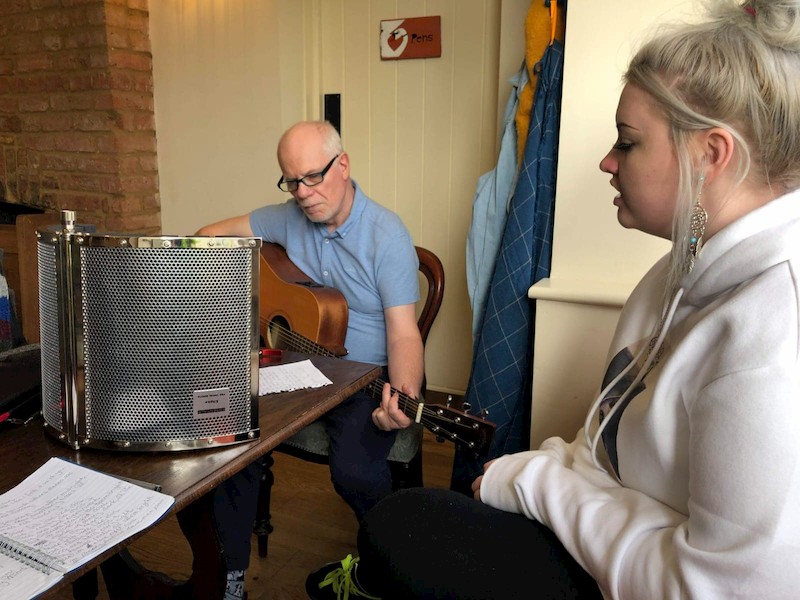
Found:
[277,154,340,193]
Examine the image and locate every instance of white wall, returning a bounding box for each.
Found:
[148,0,698,413]
[529,0,697,447]
[149,1,301,233]
[149,0,530,395]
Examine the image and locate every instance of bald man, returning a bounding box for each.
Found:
[198,121,424,599]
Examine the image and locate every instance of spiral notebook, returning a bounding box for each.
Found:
[0,457,174,599]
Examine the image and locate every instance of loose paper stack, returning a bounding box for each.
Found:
[258,359,333,395]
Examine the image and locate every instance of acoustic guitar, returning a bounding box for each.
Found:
[259,243,496,456]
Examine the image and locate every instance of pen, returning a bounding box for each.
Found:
[115,474,163,492]
[0,395,41,424]
[7,410,41,426]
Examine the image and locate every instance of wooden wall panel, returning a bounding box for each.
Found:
[367,2,401,215]
[153,0,525,394]
[316,0,507,392]
[341,0,371,180]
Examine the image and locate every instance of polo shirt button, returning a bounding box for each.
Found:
[323,271,329,276]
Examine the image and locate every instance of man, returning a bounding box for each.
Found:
[197,120,423,599]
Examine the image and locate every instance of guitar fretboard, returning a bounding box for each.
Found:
[263,322,479,448]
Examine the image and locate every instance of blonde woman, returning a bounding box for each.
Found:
[306,2,800,598]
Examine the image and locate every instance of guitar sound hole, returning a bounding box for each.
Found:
[266,317,291,350]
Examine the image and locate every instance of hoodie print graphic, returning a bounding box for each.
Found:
[597,346,648,477]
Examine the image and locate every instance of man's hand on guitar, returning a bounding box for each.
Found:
[372,382,415,431]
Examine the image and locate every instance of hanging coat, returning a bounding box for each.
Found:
[452,39,565,494]
[466,63,528,340]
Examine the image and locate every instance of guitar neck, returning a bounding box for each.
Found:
[276,327,338,359]
[259,245,496,455]
[274,326,421,419]
[362,379,421,421]
[265,323,495,455]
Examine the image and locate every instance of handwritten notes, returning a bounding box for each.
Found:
[0,458,174,599]
[258,359,333,395]
[0,552,59,599]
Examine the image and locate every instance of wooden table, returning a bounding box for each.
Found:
[0,350,380,600]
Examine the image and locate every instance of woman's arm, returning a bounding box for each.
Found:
[480,366,800,599]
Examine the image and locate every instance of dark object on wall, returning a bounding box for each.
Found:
[324,94,341,134]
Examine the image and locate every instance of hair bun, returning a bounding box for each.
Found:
[738,0,800,52]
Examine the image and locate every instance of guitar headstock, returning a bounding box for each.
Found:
[421,403,496,456]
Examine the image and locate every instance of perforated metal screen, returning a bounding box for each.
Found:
[38,241,62,430]
[38,233,259,449]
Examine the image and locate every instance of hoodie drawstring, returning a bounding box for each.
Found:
[585,288,686,475]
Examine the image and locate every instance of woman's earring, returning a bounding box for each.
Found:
[688,175,707,264]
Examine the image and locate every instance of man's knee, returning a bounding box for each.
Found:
[329,460,389,494]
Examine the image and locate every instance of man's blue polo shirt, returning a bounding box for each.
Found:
[250,180,419,365]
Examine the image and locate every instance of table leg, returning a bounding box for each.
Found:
[254,451,275,558]
[100,490,226,599]
[71,569,98,599]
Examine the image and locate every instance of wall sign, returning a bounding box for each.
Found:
[380,16,441,61]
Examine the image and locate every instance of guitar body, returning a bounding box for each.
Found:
[259,242,496,455]
[259,243,349,357]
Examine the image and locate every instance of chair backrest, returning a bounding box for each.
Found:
[415,246,444,345]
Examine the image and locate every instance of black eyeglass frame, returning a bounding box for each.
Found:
[276,154,340,193]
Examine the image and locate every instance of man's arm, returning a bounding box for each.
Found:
[372,303,424,431]
[195,214,254,236]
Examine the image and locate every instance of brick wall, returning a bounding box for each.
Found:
[0,0,159,233]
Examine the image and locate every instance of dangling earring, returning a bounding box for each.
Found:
[688,175,707,267]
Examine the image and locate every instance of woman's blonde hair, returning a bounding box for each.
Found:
[625,0,800,295]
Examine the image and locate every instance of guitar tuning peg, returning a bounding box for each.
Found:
[481,409,489,418]
[462,401,471,413]
[446,394,453,407]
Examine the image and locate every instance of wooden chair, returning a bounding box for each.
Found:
[253,246,445,557]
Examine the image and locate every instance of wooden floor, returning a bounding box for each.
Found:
[53,427,455,600]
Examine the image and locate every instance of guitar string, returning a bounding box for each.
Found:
[267,323,429,415]
[267,323,452,430]
[261,321,487,448]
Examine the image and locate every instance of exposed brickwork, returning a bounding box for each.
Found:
[0,0,159,233]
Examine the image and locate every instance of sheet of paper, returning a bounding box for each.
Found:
[258,359,333,395]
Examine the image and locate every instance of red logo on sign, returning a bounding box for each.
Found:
[380,16,441,61]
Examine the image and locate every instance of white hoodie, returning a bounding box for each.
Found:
[480,189,800,599]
